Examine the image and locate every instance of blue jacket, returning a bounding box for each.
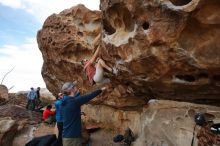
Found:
[54,92,81,123]
[62,90,102,138]
[54,100,63,123]
[62,91,81,104]
[27,90,36,100]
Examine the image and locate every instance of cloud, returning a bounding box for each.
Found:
[0,0,25,9]
[0,52,10,58]
[0,0,100,23]
[0,37,45,92]
[0,0,100,92]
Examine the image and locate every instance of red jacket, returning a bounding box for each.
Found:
[42,109,56,120]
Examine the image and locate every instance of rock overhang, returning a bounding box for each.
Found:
[37,0,220,109]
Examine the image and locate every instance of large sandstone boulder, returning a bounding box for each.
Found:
[36,1,220,145]
[0,105,42,146]
[0,117,27,146]
[37,4,101,93]
[100,0,220,104]
[82,100,220,146]
[0,85,8,103]
[0,117,16,146]
[12,126,36,146]
[37,0,220,108]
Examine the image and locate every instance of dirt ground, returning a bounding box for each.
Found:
[89,129,122,146]
[33,123,56,138]
[33,123,123,146]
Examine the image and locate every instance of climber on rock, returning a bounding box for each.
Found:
[82,34,117,85]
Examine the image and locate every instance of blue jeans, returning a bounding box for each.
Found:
[26,99,35,110]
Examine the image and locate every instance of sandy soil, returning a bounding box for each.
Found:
[33,123,56,138]
[89,129,122,146]
[33,123,123,146]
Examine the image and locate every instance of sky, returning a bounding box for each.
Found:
[0,0,99,92]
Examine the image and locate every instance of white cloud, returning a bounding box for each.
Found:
[0,38,45,92]
[0,0,100,23]
[0,0,25,9]
[0,0,100,92]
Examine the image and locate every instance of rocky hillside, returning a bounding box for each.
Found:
[0,87,55,146]
[37,0,220,145]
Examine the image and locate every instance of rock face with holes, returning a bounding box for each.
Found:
[100,0,220,104]
[36,1,220,145]
[37,4,102,96]
[37,0,220,107]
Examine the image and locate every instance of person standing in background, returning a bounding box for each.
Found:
[26,87,37,110]
[55,93,64,146]
[35,87,41,108]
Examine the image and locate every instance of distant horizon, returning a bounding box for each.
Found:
[7,86,49,93]
[0,0,100,92]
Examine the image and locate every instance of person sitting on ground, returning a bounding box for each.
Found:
[42,104,56,124]
[26,87,37,110]
[82,34,116,85]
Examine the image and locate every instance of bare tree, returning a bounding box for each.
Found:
[8,85,14,91]
[1,67,15,84]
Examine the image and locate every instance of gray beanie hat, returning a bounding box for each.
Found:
[62,81,77,92]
